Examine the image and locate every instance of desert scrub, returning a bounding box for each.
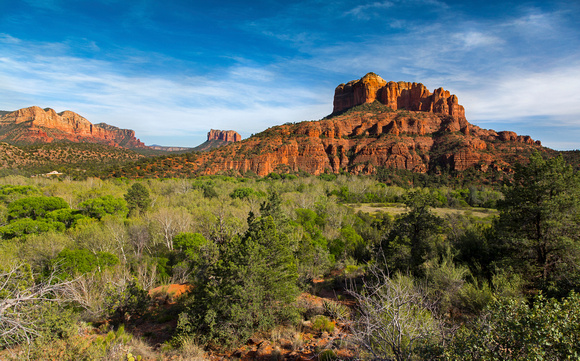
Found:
[323,300,350,320]
[311,315,335,333]
[318,349,338,361]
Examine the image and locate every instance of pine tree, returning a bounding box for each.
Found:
[178,215,299,348]
[496,152,580,295]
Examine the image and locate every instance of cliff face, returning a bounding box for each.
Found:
[192,107,541,177]
[172,74,544,177]
[0,106,146,148]
[207,129,242,142]
[333,73,465,119]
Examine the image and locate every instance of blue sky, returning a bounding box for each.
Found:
[1,0,579,149]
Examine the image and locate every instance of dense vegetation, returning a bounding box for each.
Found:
[1,151,580,360]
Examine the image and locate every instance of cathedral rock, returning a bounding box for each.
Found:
[333,72,465,119]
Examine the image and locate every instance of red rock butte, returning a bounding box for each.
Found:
[176,73,545,177]
[333,72,465,119]
[207,129,242,142]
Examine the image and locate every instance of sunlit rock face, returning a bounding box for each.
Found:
[0,106,146,148]
[333,72,465,119]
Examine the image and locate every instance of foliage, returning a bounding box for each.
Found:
[177,215,300,348]
[445,292,580,360]
[381,189,445,275]
[0,263,75,348]
[495,152,580,296]
[79,195,128,219]
[348,269,442,361]
[52,248,119,277]
[124,183,151,214]
[0,185,39,202]
[0,218,65,239]
[311,315,335,333]
[7,196,69,220]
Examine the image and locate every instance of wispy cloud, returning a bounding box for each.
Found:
[344,1,394,20]
[453,31,503,49]
[462,63,580,123]
[0,36,330,146]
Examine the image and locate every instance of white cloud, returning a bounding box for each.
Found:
[461,64,580,123]
[0,34,20,44]
[0,36,331,147]
[453,31,503,49]
[345,1,394,19]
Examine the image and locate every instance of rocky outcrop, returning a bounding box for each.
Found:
[176,74,543,177]
[108,74,547,179]
[179,103,543,177]
[333,73,465,119]
[207,129,241,142]
[0,106,146,148]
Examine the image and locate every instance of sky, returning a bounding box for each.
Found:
[1,0,580,149]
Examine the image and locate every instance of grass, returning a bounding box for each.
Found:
[347,203,497,219]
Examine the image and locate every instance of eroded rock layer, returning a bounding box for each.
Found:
[183,100,543,177]
[333,73,465,119]
[207,129,241,142]
[0,106,146,148]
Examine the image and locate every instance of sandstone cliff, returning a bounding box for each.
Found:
[0,106,147,149]
[333,73,465,119]
[180,74,543,177]
[107,74,547,179]
[207,129,242,142]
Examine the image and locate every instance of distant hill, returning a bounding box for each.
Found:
[0,73,560,183]
[148,145,192,152]
[0,142,146,178]
[0,106,147,149]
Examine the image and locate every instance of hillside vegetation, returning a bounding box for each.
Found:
[1,151,580,360]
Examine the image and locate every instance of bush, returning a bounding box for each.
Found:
[446,292,580,360]
[311,315,335,333]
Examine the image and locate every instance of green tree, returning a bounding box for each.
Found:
[7,196,69,221]
[495,152,580,295]
[78,195,128,220]
[124,183,151,214]
[382,190,445,275]
[0,218,65,239]
[446,292,580,360]
[51,248,119,278]
[177,215,299,348]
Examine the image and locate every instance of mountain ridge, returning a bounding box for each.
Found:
[0,106,147,148]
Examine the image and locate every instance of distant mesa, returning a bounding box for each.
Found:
[190,129,242,152]
[207,129,242,142]
[0,106,146,149]
[333,72,465,119]
[148,145,191,152]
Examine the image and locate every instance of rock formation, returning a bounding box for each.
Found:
[161,74,542,177]
[333,73,465,119]
[0,106,146,148]
[207,129,242,142]
[102,74,548,180]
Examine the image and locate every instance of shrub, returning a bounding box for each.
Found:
[311,315,335,333]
